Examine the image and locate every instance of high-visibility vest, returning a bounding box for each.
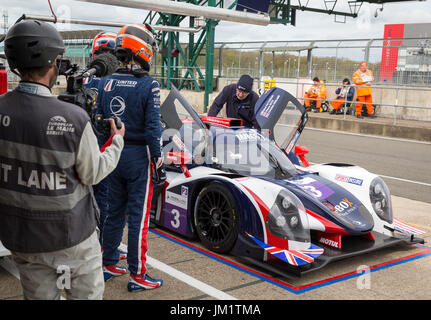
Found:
[307,81,326,98]
[353,69,374,96]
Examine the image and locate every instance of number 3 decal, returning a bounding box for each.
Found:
[171,209,181,229]
[302,185,323,199]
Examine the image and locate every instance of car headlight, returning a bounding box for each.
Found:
[369,177,393,223]
[266,189,310,243]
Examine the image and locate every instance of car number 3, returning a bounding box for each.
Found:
[170,209,181,229]
[301,185,323,198]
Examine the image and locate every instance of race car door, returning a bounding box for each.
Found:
[254,87,308,154]
[160,85,208,162]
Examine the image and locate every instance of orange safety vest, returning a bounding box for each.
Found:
[307,81,327,98]
[352,69,374,97]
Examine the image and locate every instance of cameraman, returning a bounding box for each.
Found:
[0,20,125,300]
[96,24,165,291]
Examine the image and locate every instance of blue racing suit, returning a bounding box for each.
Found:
[84,74,101,94]
[97,68,162,275]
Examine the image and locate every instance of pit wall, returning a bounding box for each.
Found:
[8,78,431,121]
[217,77,431,121]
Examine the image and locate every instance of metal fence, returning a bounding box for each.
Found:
[215,37,431,86]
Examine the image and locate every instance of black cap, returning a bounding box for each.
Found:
[4,20,65,70]
[313,77,319,82]
[237,74,253,92]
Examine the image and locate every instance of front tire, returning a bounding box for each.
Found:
[194,182,239,253]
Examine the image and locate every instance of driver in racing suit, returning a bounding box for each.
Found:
[96,24,165,291]
[84,31,127,260]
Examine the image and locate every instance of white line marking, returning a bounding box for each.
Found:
[309,161,431,187]
[146,256,238,300]
[378,174,431,188]
[1,254,235,300]
[303,127,431,145]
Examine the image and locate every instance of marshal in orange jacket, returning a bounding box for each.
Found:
[352,68,374,97]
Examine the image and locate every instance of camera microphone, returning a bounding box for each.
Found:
[83,53,119,78]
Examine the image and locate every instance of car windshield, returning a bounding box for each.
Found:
[160,86,304,177]
[209,129,296,178]
[253,88,307,154]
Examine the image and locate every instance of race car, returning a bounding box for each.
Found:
[150,86,425,278]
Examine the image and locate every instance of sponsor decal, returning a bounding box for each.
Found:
[333,198,355,215]
[114,80,138,88]
[172,134,185,151]
[181,186,188,197]
[317,232,342,249]
[110,96,126,117]
[165,190,188,210]
[259,93,281,118]
[104,79,116,92]
[319,237,339,248]
[46,116,75,136]
[335,174,363,186]
[289,177,334,200]
[104,79,138,92]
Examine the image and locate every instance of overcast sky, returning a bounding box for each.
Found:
[1,0,431,42]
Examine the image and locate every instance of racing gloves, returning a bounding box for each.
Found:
[151,157,166,185]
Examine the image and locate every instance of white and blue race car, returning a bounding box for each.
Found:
[151,86,425,278]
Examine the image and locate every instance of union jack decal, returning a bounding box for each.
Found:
[246,233,324,266]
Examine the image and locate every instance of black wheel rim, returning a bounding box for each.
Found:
[196,190,235,244]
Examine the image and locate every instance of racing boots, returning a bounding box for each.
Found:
[103,265,127,282]
[117,242,128,260]
[128,274,163,292]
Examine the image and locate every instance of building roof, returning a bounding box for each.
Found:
[59,29,104,40]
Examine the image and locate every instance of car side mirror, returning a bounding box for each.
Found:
[294,145,310,167]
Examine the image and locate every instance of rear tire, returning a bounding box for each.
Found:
[194,182,239,253]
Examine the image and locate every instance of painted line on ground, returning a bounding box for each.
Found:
[378,174,431,188]
[1,253,236,301]
[303,126,431,145]
[308,161,431,188]
[146,255,238,300]
[408,223,431,232]
[150,228,431,295]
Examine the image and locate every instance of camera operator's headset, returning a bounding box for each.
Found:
[3,19,65,78]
